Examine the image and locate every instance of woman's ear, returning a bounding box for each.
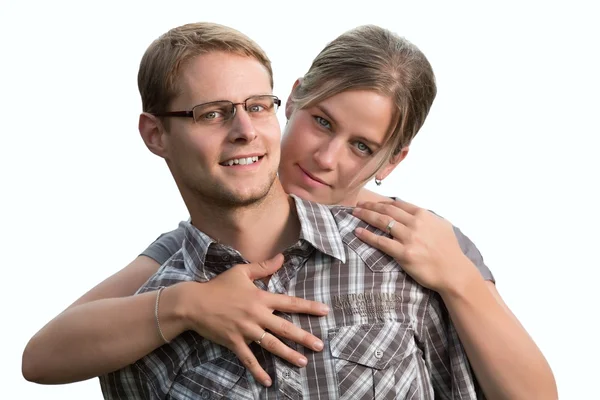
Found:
[139,112,169,159]
[285,77,303,119]
[376,146,410,181]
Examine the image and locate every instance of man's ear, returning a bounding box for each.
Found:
[139,112,168,159]
[375,146,410,182]
[285,78,303,120]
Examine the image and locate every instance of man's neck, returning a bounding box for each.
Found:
[185,181,300,262]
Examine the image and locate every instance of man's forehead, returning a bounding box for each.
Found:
[177,51,272,104]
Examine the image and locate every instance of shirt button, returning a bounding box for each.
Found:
[221,254,230,261]
[375,349,384,359]
[282,369,291,379]
[201,390,211,399]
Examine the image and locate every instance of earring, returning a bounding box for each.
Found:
[375,178,382,186]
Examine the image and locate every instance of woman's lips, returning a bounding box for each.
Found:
[297,165,329,187]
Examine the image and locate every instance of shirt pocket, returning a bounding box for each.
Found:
[169,348,250,400]
[329,322,421,400]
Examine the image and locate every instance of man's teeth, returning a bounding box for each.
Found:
[223,156,259,166]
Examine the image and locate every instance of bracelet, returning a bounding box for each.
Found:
[154,286,170,344]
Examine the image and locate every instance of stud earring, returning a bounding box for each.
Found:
[375,178,382,186]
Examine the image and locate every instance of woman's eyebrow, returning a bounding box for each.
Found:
[357,135,383,148]
[315,104,338,127]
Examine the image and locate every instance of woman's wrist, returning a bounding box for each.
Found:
[437,255,484,300]
[156,283,194,341]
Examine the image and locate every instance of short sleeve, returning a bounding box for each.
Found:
[452,225,495,283]
[139,221,186,265]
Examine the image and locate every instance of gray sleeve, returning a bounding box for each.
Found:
[139,221,187,265]
[452,225,495,283]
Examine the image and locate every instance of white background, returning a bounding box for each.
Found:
[1,0,598,398]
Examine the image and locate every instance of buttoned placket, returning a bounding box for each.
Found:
[255,248,313,400]
[204,242,313,399]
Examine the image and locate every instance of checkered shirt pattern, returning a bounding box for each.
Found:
[100,195,483,399]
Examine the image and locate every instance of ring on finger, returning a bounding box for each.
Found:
[255,331,267,345]
[386,219,396,234]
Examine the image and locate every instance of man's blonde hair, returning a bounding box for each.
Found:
[291,25,437,174]
[138,22,273,114]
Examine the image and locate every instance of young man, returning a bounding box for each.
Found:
[100,22,481,399]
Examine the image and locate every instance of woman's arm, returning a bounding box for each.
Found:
[22,255,165,383]
[22,255,328,386]
[442,273,557,400]
[353,199,557,400]
[22,224,184,382]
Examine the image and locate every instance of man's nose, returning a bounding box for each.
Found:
[228,105,256,143]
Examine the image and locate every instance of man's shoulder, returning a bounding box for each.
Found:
[136,248,192,294]
[326,204,403,273]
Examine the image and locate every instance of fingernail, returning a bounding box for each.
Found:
[264,379,272,387]
[298,357,308,367]
[353,207,362,213]
[313,340,324,351]
[320,305,330,314]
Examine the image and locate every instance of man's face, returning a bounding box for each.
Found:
[162,52,281,207]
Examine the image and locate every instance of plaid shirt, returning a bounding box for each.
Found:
[100,196,483,399]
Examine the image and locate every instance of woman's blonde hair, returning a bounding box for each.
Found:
[291,25,436,172]
[138,22,273,115]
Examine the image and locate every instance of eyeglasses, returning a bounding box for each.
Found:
[151,95,281,125]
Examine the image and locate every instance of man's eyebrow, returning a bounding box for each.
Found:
[193,93,275,105]
[315,104,384,148]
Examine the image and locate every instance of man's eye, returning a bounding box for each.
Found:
[204,111,219,119]
[248,104,265,113]
[198,110,225,122]
[315,116,331,129]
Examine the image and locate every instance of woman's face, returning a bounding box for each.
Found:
[279,88,401,206]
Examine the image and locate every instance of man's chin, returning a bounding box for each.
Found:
[216,184,276,207]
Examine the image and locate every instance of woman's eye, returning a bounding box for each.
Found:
[354,141,372,155]
[315,116,331,129]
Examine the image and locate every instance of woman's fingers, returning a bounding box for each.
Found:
[244,254,285,281]
[359,198,420,215]
[262,312,324,352]
[390,198,420,215]
[202,258,328,382]
[353,205,410,241]
[355,201,412,227]
[251,327,311,368]
[354,227,405,259]
[268,292,329,316]
[231,341,273,387]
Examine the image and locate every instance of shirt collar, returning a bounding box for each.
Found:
[181,222,217,278]
[180,195,347,275]
[291,195,346,263]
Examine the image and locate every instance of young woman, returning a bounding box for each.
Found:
[23,25,556,399]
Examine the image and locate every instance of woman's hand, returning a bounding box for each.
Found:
[353,200,559,399]
[352,199,477,293]
[176,254,328,387]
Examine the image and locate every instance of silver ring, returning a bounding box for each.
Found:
[255,331,267,345]
[386,219,396,234]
